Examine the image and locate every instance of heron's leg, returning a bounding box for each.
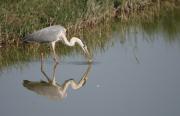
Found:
[51,42,59,63]
[40,53,51,82]
[51,61,59,85]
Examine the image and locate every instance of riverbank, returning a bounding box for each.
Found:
[0,0,179,46]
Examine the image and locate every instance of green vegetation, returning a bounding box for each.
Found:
[0,0,113,45]
[0,0,179,45]
[0,0,180,70]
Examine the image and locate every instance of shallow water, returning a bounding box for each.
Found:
[1,12,180,116]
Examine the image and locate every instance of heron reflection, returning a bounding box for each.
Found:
[23,53,92,100]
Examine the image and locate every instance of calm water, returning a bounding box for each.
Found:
[1,13,180,116]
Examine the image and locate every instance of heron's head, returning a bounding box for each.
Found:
[72,37,92,62]
[82,45,92,62]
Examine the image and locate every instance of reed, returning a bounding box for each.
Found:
[0,0,179,70]
[0,0,179,45]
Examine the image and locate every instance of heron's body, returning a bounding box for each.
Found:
[23,25,91,62]
[24,25,66,43]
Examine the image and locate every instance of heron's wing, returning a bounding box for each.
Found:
[23,25,66,43]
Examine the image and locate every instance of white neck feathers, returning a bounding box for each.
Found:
[61,34,84,47]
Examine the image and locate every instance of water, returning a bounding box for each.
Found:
[1,12,180,116]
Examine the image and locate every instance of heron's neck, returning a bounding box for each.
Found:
[62,35,83,47]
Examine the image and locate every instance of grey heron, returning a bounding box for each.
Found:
[23,25,92,62]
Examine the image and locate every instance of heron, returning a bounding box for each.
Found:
[23,25,92,62]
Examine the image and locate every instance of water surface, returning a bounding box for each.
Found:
[0,10,180,116]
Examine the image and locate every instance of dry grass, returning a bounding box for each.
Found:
[0,0,179,46]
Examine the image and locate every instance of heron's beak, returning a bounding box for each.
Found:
[83,46,92,62]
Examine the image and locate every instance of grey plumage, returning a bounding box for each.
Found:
[23,25,66,43]
[23,24,92,62]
